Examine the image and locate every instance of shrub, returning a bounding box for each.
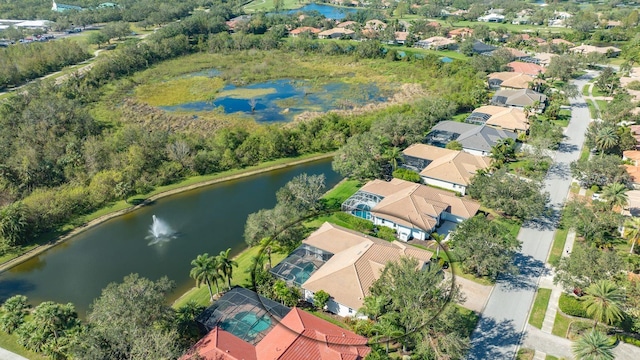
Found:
[616,334,640,347]
[559,293,587,318]
[392,168,421,183]
[590,185,600,193]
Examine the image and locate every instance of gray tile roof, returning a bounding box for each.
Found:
[425,121,517,153]
[491,89,547,107]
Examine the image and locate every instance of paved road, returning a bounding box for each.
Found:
[467,73,594,360]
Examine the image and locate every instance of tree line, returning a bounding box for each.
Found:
[0,40,90,90]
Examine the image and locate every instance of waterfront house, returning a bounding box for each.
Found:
[402,144,491,195]
[491,88,547,111]
[466,105,530,133]
[488,72,536,90]
[425,121,518,156]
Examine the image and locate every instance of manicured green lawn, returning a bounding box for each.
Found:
[173,246,288,308]
[595,99,608,112]
[546,355,559,360]
[453,112,471,122]
[582,84,590,97]
[586,99,599,119]
[244,0,308,12]
[579,147,590,162]
[0,332,50,360]
[528,288,552,329]
[552,312,572,338]
[548,227,568,266]
[321,179,361,209]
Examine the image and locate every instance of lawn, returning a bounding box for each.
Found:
[321,179,361,209]
[0,332,50,360]
[244,0,307,12]
[529,288,552,329]
[595,99,608,112]
[548,227,568,266]
[546,356,559,360]
[173,245,288,308]
[582,84,590,97]
[452,112,471,122]
[516,348,535,360]
[586,99,599,119]
[579,146,590,162]
[552,312,572,338]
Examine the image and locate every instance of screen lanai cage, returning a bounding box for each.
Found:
[196,287,291,345]
[341,190,383,220]
[270,244,333,286]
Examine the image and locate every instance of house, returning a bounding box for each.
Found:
[342,179,480,239]
[365,19,386,31]
[570,44,621,57]
[402,144,491,195]
[317,28,355,39]
[491,88,547,111]
[478,13,505,23]
[225,15,251,32]
[467,105,530,133]
[336,20,358,29]
[51,1,82,12]
[504,48,529,60]
[415,36,456,50]
[605,20,622,29]
[512,16,531,25]
[393,31,409,45]
[624,150,640,189]
[488,71,536,90]
[272,222,433,316]
[288,26,321,37]
[471,40,497,55]
[532,52,557,67]
[425,121,518,156]
[551,38,574,46]
[183,288,370,360]
[448,27,473,39]
[507,61,545,76]
[97,2,119,8]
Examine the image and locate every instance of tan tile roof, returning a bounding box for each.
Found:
[570,44,621,55]
[318,28,355,36]
[505,48,528,58]
[624,150,640,163]
[533,52,556,66]
[508,61,546,76]
[474,105,529,131]
[289,26,321,35]
[336,20,358,28]
[302,223,432,310]
[488,72,535,89]
[403,144,491,186]
[360,179,480,229]
[551,38,573,46]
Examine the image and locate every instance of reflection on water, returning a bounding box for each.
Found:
[162,78,388,122]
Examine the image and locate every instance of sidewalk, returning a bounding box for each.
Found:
[0,347,29,360]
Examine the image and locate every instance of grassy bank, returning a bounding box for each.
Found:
[0,152,334,269]
[0,332,49,360]
[528,288,552,329]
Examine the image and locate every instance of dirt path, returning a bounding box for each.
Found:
[0,153,334,273]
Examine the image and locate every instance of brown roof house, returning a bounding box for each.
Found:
[570,44,621,57]
[288,26,321,37]
[341,178,481,240]
[271,222,433,317]
[402,144,491,195]
[488,72,537,90]
[507,61,546,76]
[466,105,530,133]
[318,28,355,39]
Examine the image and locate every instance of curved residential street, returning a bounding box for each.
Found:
[467,73,594,360]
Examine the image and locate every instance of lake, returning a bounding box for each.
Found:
[286,4,357,20]
[0,158,342,315]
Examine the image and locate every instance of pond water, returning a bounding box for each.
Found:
[286,4,357,20]
[162,78,388,122]
[0,159,342,315]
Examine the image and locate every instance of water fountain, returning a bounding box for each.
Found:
[147,215,176,245]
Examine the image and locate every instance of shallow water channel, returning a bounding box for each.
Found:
[0,158,341,315]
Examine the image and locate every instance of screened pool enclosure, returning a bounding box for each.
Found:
[270,244,333,286]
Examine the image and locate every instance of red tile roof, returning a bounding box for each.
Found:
[181,327,258,360]
[184,308,370,360]
[507,61,545,76]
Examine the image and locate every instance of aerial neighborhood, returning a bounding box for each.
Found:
[1,1,640,360]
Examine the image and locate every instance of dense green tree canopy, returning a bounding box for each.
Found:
[554,243,623,292]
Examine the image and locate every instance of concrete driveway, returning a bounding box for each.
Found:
[0,347,29,360]
[467,73,595,360]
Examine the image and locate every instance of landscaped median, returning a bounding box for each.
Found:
[528,288,552,329]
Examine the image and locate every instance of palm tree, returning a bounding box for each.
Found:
[624,217,640,254]
[216,248,238,290]
[595,127,619,156]
[430,232,446,259]
[601,182,628,209]
[583,280,625,329]
[189,253,219,302]
[371,317,404,354]
[572,330,615,360]
[384,147,402,171]
[490,138,516,167]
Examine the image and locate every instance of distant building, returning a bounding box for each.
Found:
[478,13,505,23]
[51,1,83,12]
